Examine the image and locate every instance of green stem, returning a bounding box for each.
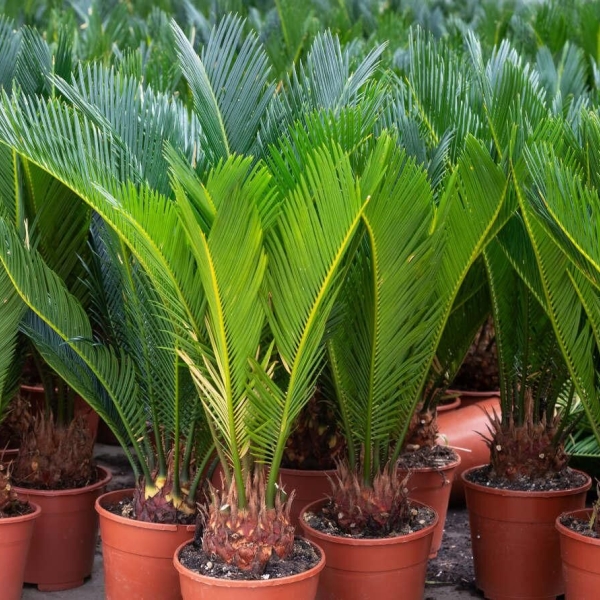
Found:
[180,421,196,486]
[172,350,181,500]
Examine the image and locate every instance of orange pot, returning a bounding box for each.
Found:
[397,453,460,557]
[437,395,500,504]
[97,488,195,600]
[15,466,111,591]
[174,537,325,599]
[463,466,591,600]
[556,508,600,599]
[0,502,41,600]
[279,468,336,528]
[299,499,437,600]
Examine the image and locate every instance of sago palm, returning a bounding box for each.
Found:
[325,133,509,529]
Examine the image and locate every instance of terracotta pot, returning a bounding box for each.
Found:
[279,468,336,528]
[397,453,461,558]
[174,537,325,599]
[0,502,41,600]
[556,508,600,599]
[462,466,591,600]
[437,396,500,504]
[14,465,112,591]
[299,499,437,600]
[97,488,195,600]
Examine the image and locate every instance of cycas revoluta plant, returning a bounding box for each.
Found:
[481,240,574,481]
[325,133,508,531]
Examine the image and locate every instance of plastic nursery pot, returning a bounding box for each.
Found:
[0,502,41,600]
[299,499,437,600]
[462,465,591,600]
[397,453,461,558]
[556,508,600,599]
[437,395,500,505]
[14,465,112,591]
[174,537,325,600]
[279,468,336,528]
[97,488,195,600]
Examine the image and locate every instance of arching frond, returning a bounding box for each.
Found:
[248,139,370,504]
[172,15,274,161]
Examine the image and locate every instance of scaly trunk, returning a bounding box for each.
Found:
[202,468,294,575]
[327,462,411,535]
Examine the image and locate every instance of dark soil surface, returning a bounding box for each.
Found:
[178,537,321,580]
[103,494,197,525]
[465,465,588,492]
[303,501,436,538]
[559,513,600,539]
[398,445,459,470]
[0,499,35,518]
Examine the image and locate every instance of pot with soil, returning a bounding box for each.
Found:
[463,464,591,599]
[555,504,600,599]
[97,488,196,600]
[397,445,460,558]
[299,494,437,600]
[0,465,41,600]
[11,412,110,591]
[174,536,325,599]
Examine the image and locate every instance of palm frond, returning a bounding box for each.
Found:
[172,15,274,161]
[174,157,271,504]
[248,138,370,504]
[0,263,25,415]
[328,137,438,481]
[0,215,147,474]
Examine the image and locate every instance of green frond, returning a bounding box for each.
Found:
[248,139,370,505]
[329,138,438,482]
[0,263,25,415]
[172,15,274,161]
[514,169,600,443]
[174,158,270,505]
[0,215,148,475]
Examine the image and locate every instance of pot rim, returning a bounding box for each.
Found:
[437,397,462,412]
[279,467,338,477]
[14,465,112,498]
[446,389,500,398]
[461,465,592,498]
[0,500,41,524]
[173,536,326,587]
[95,488,195,533]
[397,452,462,474]
[555,508,600,546]
[298,498,439,547]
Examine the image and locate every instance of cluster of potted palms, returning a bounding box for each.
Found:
[1,1,600,600]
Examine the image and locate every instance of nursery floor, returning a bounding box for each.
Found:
[20,444,489,599]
